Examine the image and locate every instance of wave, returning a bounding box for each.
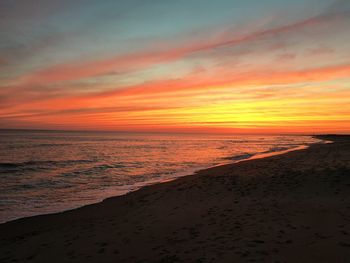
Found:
[2,143,72,149]
[34,143,72,147]
[0,159,94,173]
[7,179,76,192]
[261,146,296,154]
[223,145,300,162]
[224,153,256,161]
[61,163,125,177]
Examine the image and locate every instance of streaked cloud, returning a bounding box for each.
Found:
[1,0,349,133]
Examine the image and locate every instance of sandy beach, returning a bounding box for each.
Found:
[0,135,349,263]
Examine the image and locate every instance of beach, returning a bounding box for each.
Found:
[0,135,349,262]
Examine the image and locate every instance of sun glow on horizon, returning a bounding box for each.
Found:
[1,0,350,134]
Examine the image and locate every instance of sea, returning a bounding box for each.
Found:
[0,130,321,223]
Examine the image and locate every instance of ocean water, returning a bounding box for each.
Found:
[0,130,320,223]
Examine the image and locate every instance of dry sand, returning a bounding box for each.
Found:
[0,135,350,263]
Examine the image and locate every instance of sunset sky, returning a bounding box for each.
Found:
[1,0,349,134]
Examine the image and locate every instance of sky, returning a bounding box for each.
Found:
[0,0,349,134]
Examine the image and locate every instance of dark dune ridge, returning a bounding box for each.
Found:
[0,135,349,263]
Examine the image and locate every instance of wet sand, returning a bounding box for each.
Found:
[1,135,349,263]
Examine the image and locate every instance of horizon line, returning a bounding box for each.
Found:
[1,127,345,137]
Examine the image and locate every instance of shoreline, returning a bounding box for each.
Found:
[0,136,319,225]
[1,135,349,262]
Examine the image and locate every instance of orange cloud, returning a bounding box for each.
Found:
[10,9,348,88]
[89,63,350,99]
[1,9,350,134]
